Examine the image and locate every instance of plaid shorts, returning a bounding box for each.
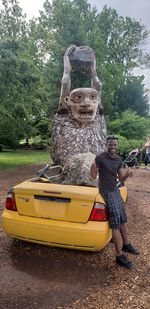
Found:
[100,188,127,229]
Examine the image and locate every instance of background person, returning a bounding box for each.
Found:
[142,137,150,168]
[90,135,139,269]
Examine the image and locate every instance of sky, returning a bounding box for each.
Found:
[18,0,150,92]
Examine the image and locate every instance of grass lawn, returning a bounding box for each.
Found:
[0,150,51,171]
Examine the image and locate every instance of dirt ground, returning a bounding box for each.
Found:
[0,165,150,309]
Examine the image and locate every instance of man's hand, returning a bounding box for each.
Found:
[118,167,133,182]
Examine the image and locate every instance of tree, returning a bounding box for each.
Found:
[0,0,149,148]
[0,0,27,39]
[114,76,149,117]
[37,1,150,117]
[0,0,45,148]
[107,110,150,140]
[98,6,149,70]
[96,6,150,115]
[36,0,99,114]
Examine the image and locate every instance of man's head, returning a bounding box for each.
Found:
[65,88,100,124]
[106,136,118,155]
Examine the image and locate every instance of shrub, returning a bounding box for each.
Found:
[116,135,143,160]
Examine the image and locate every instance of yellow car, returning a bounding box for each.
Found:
[2,165,127,251]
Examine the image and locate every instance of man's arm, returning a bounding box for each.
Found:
[90,161,98,180]
[118,167,133,182]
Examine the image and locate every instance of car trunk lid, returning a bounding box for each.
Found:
[14,181,98,223]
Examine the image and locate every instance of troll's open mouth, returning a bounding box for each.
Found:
[78,109,93,117]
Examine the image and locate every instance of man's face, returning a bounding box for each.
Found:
[66,88,99,124]
[107,139,118,155]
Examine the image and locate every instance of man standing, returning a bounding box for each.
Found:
[90,136,139,269]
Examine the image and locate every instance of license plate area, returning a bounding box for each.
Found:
[34,195,71,220]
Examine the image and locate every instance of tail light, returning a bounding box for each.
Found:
[89,203,108,221]
[5,191,17,211]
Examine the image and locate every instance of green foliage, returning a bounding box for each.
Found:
[0,0,150,149]
[35,118,53,144]
[0,0,27,40]
[93,6,149,115]
[0,38,42,147]
[107,111,150,140]
[0,0,48,148]
[98,7,148,69]
[38,0,99,112]
[36,1,150,117]
[116,135,143,158]
[114,77,149,117]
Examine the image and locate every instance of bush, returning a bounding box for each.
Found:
[107,111,149,140]
[116,135,143,160]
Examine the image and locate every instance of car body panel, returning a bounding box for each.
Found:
[2,178,127,251]
[14,182,98,223]
[2,209,112,251]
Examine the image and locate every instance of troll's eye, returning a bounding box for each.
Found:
[90,94,97,101]
[71,94,83,102]
[76,95,82,100]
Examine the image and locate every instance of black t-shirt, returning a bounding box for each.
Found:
[95,151,123,192]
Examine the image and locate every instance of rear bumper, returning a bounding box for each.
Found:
[2,210,112,251]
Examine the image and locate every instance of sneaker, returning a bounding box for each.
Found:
[116,254,133,269]
[122,243,140,255]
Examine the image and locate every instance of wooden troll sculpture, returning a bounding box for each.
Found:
[51,45,107,185]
